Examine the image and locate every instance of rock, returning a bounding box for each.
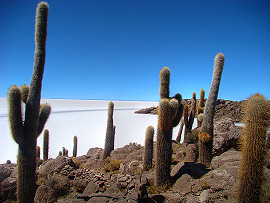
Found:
[86,148,103,159]
[172,174,202,195]
[110,143,142,161]
[0,164,16,182]
[87,196,110,202]
[0,176,17,202]
[83,181,99,196]
[83,159,104,170]
[119,149,143,175]
[34,185,57,203]
[37,156,78,178]
[184,144,198,162]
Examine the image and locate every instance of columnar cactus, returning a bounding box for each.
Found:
[43,129,49,161]
[73,135,78,157]
[156,67,183,187]
[176,118,184,143]
[36,146,40,160]
[62,147,66,156]
[197,89,205,127]
[7,2,50,202]
[183,92,196,142]
[102,101,116,160]
[198,53,225,167]
[237,94,270,203]
[143,126,154,171]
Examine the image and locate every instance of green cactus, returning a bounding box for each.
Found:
[237,94,270,203]
[197,89,205,127]
[43,129,49,161]
[7,3,50,203]
[143,126,154,171]
[102,101,116,160]
[156,67,183,187]
[198,53,225,167]
[73,135,78,157]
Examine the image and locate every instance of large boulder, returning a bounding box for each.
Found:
[37,156,78,178]
[34,185,57,203]
[86,148,103,159]
[0,165,17,202]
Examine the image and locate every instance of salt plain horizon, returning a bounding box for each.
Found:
[1,97,196,164]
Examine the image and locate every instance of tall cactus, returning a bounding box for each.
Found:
[43,129,49,161]
[102,101,116,160]
[197,89,205,127]
[73,135,78,157]
[237,94,270,203]
[198,53,225,167]
[183,92,196,142]
[7,2,50,203]
[156,67,183,187]
[176,118,184,143]
[143,126,154,171]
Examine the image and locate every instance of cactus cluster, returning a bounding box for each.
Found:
[143,126,154,171]
[183,92,196,143]
[237,94,270,202]
[102,101,116,160]
[7,2,50,202]
[198,53,225,167]
[156,67,183,187]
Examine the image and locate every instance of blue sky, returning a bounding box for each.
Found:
[1,0,269,101]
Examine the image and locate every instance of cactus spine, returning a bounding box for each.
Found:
[7,3,50,202]
[102,101,116,160]
[73,135,78,157]
[198,53,224,167]
[183,92,196,143]
[156,67,183,187]
[143,126,154,171]
[43,129,49,161]
[197,89,205,127]
[237,94,270,203]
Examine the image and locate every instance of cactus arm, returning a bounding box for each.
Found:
[20,84,29,104]
[7,85,24,145]
[172,93,183,127]
[37,103,51,136]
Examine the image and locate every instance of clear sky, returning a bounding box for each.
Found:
[1,0,269,101]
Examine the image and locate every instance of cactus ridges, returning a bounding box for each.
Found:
[237,94,270,203]
[43,129,49,161]
[159,67,170,99]
[36,146,40,160]
[176,118,184,143]
[199,53,224,167]
[143,126,154,171]
[73,135,78,157]
[156,66,183,187]
[20,84,29,104]
[102,101,116,160]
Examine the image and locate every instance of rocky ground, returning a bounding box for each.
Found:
[1,99,270,203]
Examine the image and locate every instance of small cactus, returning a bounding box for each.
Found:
[73,135,78,157]
[7,2,50,202]
[237,94,270,203]
[62,147,66,156]
[36,146,40,160]
[156,67,183,187]
[58,151,62,156]
[198,53,224,167]
[43,129,49,161]
[183,93,196,143]
[197,89,205,127]
[176,118,184,143]
[143,126,154,171]
[102,101,116,160]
